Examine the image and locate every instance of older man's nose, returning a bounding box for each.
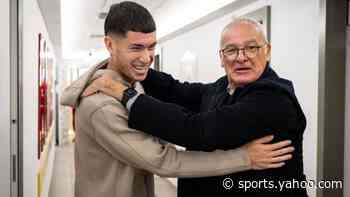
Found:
[236,50,248,62]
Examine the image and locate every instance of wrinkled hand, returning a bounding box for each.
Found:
[244,135,294,170]
[82,75,128,100]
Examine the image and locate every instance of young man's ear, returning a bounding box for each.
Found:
[104,36,114,54]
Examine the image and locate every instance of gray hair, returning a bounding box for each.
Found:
[220,17,268,48]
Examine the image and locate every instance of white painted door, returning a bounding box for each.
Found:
[1,0,21,197]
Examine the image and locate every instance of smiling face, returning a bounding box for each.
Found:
[220,22,271,87]
[105,31,157,84]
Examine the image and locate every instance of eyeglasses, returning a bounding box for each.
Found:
[220,44,267,61]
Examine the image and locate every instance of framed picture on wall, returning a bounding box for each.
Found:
[38,33,44,159]
[179,50,198,82]
[37,33,55,159]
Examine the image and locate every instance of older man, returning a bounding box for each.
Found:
[61,2,295,197]
[87,17,308,196]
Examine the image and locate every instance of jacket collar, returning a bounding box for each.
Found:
[257,62,279,81]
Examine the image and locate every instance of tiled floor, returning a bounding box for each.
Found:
[48,139,177,197]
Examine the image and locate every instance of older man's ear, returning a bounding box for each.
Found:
[219,51,225,68]
[265,44,271,61]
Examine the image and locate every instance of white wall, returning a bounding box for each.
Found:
[0,0,11,196]
[23,0,56,196]
[269,3,319,197]
[159,15,226,82]
[157,0,319,197]
[345,26,350,197]
[154,0,242,39]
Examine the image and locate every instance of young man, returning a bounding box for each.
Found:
[61,2,294,197]
[86,18,308,196]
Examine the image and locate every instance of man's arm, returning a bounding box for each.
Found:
[128,83,303,149]
[88,100,292,177]
[141,69,206,112]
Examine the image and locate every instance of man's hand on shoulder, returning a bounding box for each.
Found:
[82,74,128,100]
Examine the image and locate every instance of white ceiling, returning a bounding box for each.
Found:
[37,0,62,59]
[38,0,167,62]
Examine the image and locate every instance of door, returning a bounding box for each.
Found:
[0,0,21,197]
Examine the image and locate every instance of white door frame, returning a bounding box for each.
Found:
[0,0,12,195]
[9,0,22,196]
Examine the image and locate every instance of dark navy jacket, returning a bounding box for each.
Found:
[129,65,308,197]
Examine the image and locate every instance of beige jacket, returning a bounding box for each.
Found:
[60,59,251,197]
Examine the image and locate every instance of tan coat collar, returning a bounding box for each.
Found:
[60,58,144,107]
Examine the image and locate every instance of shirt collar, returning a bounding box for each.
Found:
[226,83,235,95]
